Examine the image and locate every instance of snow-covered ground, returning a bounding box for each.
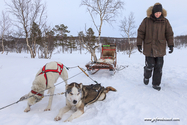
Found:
[0,48,187,125]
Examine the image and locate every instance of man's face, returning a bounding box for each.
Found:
[154,12,162,18]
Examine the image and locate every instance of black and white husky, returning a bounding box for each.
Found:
[54,82,116,122]
[21,61,68,112]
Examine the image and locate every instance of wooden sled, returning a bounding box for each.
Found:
[85,44,117,75]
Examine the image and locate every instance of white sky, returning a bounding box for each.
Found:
[0,0,187,37]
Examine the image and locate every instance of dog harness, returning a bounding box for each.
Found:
[38,62,64,86]
[31,62,64,97]
[82,83,105,106]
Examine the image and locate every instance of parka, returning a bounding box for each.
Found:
[137,3,174,57]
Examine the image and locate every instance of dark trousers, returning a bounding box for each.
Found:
[144,56,164,86]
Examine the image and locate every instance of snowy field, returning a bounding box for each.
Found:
[0,48,187,125]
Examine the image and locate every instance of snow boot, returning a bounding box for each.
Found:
[152,85,161,91]
[144,78,149,85]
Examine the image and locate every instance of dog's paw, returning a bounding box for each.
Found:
[24,109,30,112]
[44,108,51,111]
[54,116,61,121]
[64,120,69,122]
[64,118,72,122]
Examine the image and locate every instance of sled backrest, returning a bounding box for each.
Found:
[101,44,116,59]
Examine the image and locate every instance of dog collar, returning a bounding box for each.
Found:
[31,90,43,97]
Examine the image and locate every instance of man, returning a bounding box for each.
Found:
[137,3,174,91]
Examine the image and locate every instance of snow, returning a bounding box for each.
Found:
[0,48,187,125]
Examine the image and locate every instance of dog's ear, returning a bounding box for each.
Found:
[79,83,83,89]
[20,93,29,101]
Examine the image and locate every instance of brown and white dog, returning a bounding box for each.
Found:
[21,61,68,112]
[54,82,116,122]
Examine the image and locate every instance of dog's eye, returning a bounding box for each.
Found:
[77,93,80,95]
[70,93,73,95]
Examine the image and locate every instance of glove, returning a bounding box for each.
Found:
[137,45,142,53]
[169,46,173,54]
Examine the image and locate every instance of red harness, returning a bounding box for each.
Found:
[31,62,64,97]
[31,90,43,97]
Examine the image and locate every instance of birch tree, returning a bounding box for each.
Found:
[6,0,46,58]
[0,11,11,54]
[119,12,136,58]
[80,0,124,62]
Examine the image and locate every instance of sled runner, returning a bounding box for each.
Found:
[85,44,117,75]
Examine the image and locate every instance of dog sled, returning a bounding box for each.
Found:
[85,44,117,75]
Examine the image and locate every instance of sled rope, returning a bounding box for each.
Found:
[0,100,21,111]
[43,92,65,97]
[65,66,79,70]
[0,68,85,111]
[116,65,128,71]
[78,66,99,84]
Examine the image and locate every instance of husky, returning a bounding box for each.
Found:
[54,82,116,122]
[20,61,68,112]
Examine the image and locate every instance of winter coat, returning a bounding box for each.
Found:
[137,3,174,57]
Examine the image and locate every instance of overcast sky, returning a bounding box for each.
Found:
[0,0,187,37]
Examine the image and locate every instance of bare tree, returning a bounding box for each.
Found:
[80,0,124,62]
[6,0,46,58]
[119,12,136,58]
[0,11,11,54]
[78,27,98,62]
[79,34,99,62]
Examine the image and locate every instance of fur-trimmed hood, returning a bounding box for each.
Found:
[147,3,167,18]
